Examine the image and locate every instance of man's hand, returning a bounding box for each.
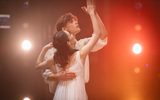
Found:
[56,71,76,81]
[47,71,76,81]
[81,0,96,15]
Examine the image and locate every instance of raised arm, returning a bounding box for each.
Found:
[96,12,108,40]
[80,0,100,60]
[35,43,53,70]
[82,1,108,40]
[79,0,108,52]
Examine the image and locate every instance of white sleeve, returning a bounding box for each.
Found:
[77,37,107,52]
[42,69,58,93]
[44,48,55,60]
[84,55,90,83]
[91,37,108,52]
[43,48,55,79]
[76,38,90,50]
[42,48,58,93]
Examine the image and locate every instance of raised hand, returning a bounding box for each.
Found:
[81,0,96,15]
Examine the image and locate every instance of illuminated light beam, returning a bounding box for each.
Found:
[21,39,32,51]
[132,43,142,55]
[23,97,31,100]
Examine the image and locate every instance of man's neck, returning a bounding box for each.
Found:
[63,30,70,36]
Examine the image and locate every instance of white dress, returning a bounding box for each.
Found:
[53,51,88,100]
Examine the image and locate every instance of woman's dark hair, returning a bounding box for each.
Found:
[53,31,77,69]
[56,12,78,31]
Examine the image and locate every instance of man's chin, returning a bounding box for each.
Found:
[76,29,81,33]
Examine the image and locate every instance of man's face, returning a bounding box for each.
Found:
[64,18,81,36]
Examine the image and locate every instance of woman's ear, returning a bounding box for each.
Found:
[62,27,66,31]
[67,40,69,44]
[67,41,70,47]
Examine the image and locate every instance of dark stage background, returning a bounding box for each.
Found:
[0,0,160,100]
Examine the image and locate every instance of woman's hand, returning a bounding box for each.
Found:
[81,0,96,15]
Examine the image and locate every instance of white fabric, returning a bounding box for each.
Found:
[76,37,107,82]
[43,37,107,93]
[43,48,58,93]
[77,36,108,52]
[53,51,87,100]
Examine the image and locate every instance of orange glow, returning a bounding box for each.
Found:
[134,67,141,74]
[135,24,142,31]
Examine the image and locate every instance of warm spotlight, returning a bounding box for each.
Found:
[135,24,142,31]
[132,43,142,55]
[21,40,32,51]
[23,97,31,100]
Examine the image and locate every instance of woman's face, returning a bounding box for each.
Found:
[64,18,81,36]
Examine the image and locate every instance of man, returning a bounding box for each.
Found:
[40,0,108,94]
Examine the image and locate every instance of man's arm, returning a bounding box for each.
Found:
[79,1,108,52]
[42,46,77,81]
[45,71,76,81]
[80,0,100,60]
[96,12,108,40]
[77,36,107,52]
[41,46,76,94]
[35,43,53,70]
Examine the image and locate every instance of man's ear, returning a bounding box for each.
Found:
[67,41,70,46]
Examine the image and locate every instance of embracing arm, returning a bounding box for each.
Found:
[35,43,53,70]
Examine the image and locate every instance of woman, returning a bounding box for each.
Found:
[36,0,102,99]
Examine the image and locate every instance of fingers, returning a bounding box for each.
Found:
[81,6,88,14]
[86,0,96,13]
[65,72,76,80]
[57,71,76,81]
[87,0,95,6]
[91,0,95,6]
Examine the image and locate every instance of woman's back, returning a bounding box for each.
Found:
[53,51,88,100]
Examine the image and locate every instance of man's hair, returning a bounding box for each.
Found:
[56,12,78,31]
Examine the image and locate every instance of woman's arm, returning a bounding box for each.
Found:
[80,0,100,60]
